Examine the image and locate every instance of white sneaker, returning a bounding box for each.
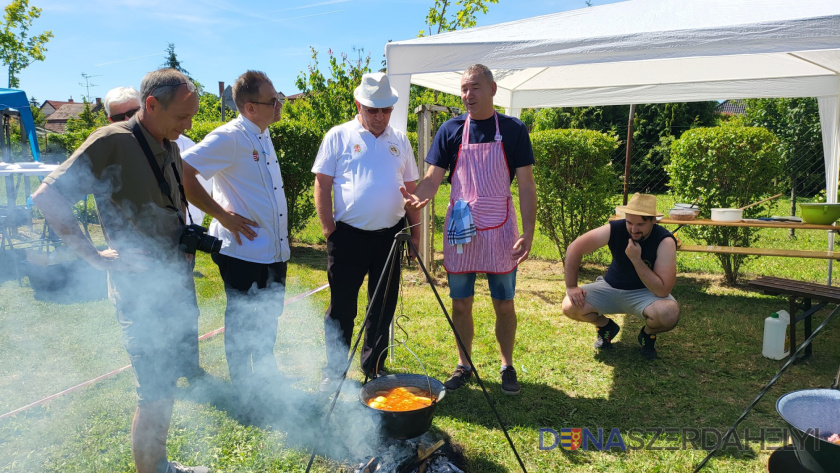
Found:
[163,461,210,473]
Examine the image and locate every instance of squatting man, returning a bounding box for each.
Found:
[561,193,680,360]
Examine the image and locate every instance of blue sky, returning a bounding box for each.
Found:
[17,0,623,105]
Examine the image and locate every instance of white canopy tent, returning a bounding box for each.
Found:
[385,0,840,204]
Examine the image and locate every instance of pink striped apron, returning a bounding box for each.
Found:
[443,112,519,274]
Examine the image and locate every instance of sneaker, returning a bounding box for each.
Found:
[594,318,620,349]
[638,326,657,360]
[500,366,520,395]
[443,366,472,391]
[364,367,388,379]
[162,461,210,473]
[319,374,341,392]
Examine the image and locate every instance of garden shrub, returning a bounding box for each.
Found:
[666,125,783,285]
[531,129,619,261]
[183,121,225,144]
[269,119,323,239]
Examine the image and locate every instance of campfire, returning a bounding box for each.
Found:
[354,433,465,473]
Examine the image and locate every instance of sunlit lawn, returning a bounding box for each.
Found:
[1,191,839,472]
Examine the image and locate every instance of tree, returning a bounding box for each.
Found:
[525,102,719,192]
[667,125,783,285]
[742,98,823,197]
[0,0,53,88]
[420,0,499,36]
[283,47,371,130]
[161,42,190,78]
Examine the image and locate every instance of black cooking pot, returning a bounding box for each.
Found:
[776,388,840,473]
[360,373,446,440]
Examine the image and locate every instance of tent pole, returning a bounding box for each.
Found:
[623,104,636,205]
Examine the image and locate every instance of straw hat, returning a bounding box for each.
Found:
[615,193,662,217]
[353,72,399,108]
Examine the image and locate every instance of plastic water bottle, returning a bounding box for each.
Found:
[762,310,790,360]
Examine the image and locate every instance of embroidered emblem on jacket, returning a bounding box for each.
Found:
[389,145,400,157]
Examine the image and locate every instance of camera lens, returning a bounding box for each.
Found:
[199,234,222,254]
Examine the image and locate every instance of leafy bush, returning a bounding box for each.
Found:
[269,119,323,239]
[531,129,619,261]
[183,121,225,144]
[666,125,783,285]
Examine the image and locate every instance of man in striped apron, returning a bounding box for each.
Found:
[403,64,537,395]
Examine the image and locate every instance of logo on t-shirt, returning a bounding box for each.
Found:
[354,144,362,154]
[389,145,400,157]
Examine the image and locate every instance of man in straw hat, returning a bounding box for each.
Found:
[561,193,680,360]
[313,72,420,391]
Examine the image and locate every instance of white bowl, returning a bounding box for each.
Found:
[668,208,698,221]
[711,208,743,222]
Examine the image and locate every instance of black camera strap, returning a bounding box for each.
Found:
[131,122,191,225]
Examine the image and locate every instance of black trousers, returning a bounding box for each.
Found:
[324,220,403,376]
[212,253,287,389]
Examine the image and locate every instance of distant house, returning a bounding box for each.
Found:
[40,99,75,117]
[42,98,103,133]
[284,92,304,103]
[716,99,746,116]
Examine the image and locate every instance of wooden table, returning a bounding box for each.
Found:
[658,218,840,259]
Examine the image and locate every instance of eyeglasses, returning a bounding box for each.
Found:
[250,96,285,108]
[363,106,393,115]
[109,107,140,122]
[150,81,196,97]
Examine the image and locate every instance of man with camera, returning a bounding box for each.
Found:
[33,69,208,473]
[181,71,289,412]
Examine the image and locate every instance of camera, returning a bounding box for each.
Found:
[180,224,222,254]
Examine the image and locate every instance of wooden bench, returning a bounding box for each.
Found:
[747,276,840,359]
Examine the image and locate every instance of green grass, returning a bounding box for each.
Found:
[2,194,839,472]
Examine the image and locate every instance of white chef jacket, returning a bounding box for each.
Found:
[312,116,418,231]
[182,115,290,263]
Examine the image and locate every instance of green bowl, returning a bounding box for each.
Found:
[800,203,840,225]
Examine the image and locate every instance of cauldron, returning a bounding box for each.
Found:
[776,389,840,473]
[360,373,446,439]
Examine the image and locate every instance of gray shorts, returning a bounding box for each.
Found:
[581,276,676,318]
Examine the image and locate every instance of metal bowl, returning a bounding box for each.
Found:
[360,373,446,439]
[776,388,840,473]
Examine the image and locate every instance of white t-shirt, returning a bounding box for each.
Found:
[182,116,290,264]
[312,117,418,231]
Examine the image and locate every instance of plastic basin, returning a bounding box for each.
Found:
[800,203,840,225]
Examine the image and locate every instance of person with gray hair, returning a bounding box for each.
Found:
[181,70,289,420]
[313,72,420,391]
[103,86,141,122]
[32,68,208,473]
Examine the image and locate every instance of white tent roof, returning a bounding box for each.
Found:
[385,0,840,202]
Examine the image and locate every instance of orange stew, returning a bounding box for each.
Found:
[366,387,435,412]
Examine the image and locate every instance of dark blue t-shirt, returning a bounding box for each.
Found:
[425,112,534,184]
[604,219,676,290]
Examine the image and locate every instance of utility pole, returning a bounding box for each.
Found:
[79,73,100,102]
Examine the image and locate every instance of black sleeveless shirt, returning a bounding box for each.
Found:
[604,219,675,290]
